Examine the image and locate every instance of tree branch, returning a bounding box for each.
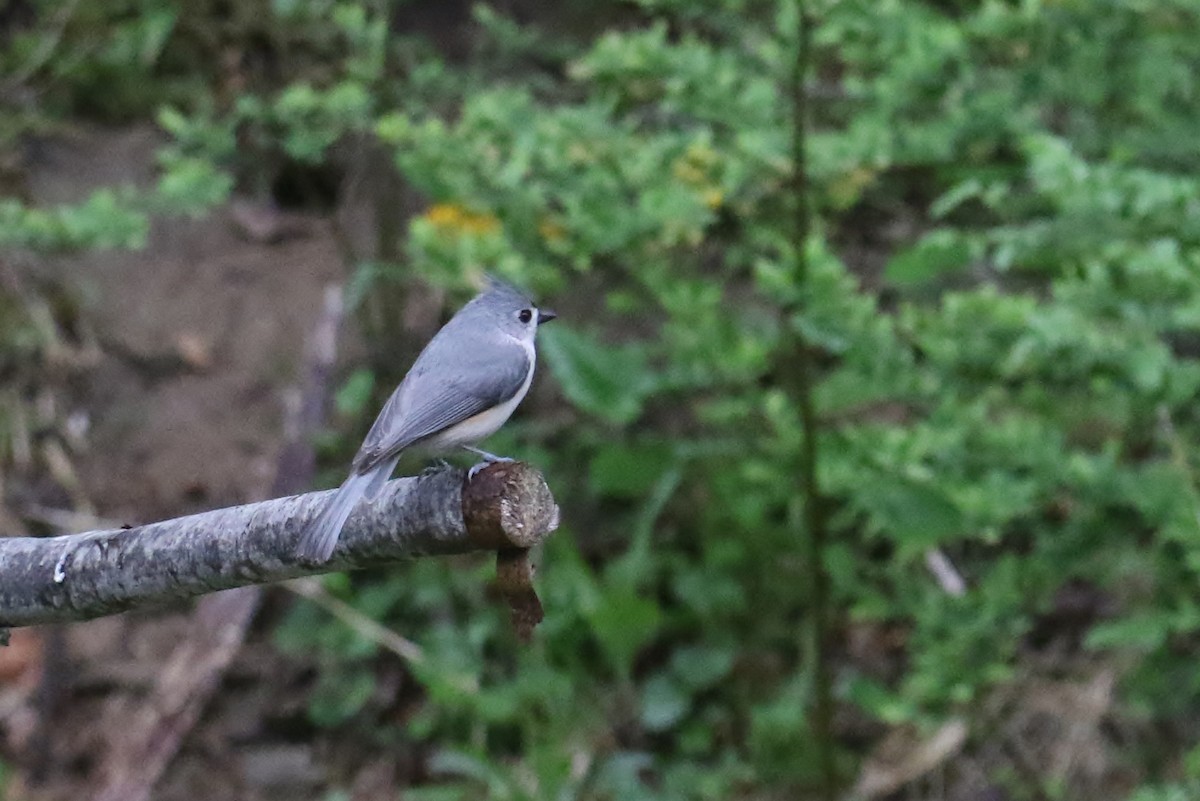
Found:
[0,461,559,629]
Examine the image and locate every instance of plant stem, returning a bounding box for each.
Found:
[789,1,835,797]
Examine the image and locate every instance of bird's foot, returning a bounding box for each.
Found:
[466,457,516,481]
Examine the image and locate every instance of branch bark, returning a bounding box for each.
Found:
[0,461,559,629]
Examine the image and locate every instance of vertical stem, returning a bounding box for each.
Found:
[789,1,835,797]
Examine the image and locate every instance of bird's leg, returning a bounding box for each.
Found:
[463,446,515,480]
[461,445,514,464]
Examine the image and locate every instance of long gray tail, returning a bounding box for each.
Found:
[296,458,397,563]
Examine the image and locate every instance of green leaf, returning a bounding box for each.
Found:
[402,787,473,801]
[1086,613,1173,651]
[589,442,677,497]
[307,665,375,727]
[155,156,233,215]
[428,749,511,789]
[593,753,659,801]
[669,644,735,691]
[884,229,972,286]
[539,325,655,425]
[641,672,690,732]
[750,675,819,782]
[585,587,661,676]
[335,369,376,417]
[856,472,965,551]
[845,675,915,725]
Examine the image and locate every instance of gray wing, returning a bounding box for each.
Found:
[351,339,530,473]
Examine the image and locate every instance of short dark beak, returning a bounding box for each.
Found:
[537,308,557,325]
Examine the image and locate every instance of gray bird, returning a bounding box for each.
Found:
[296,278,556,562]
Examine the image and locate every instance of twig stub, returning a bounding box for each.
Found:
[494,550,544,643]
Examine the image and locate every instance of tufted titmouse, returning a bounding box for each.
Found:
[296,277,556,562]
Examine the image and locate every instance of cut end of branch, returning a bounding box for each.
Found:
[461,461,560,550]
[462,462,558,641]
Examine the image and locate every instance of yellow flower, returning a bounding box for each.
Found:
[672,160,706,185]
[422,203,501,237]
[538,215,567,244]
[672,142,724,210]
[424,203,462,227]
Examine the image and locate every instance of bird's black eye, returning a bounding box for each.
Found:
[518,309,533,323]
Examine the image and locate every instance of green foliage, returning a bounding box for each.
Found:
[1130,784,1200,801]
[0,0,183,121]
[538,327,656,426]
[0,190,147,252]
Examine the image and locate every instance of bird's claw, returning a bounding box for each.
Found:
[467,457,514,480]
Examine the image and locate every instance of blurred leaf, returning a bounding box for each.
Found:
[641,672,690,732]
[585,587,662,676]
[428,749,495,782]
[1086,612,1173,651]
[590,442,677,497]
[669,644,735,691]
[539,325,655,425]
[308,665,375,727]
[402,787,472,801]
[1185,742,1200,780]
[593,752,658,801]
[750,676,821,782]
[1128,784,1198,801]
[155,155,233,214]
[0,191,147,253]
[856,472,965,551]
[884,229,972,286]
[335,368,376,417]
[427,749,514,796]
[845,675,917,725]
